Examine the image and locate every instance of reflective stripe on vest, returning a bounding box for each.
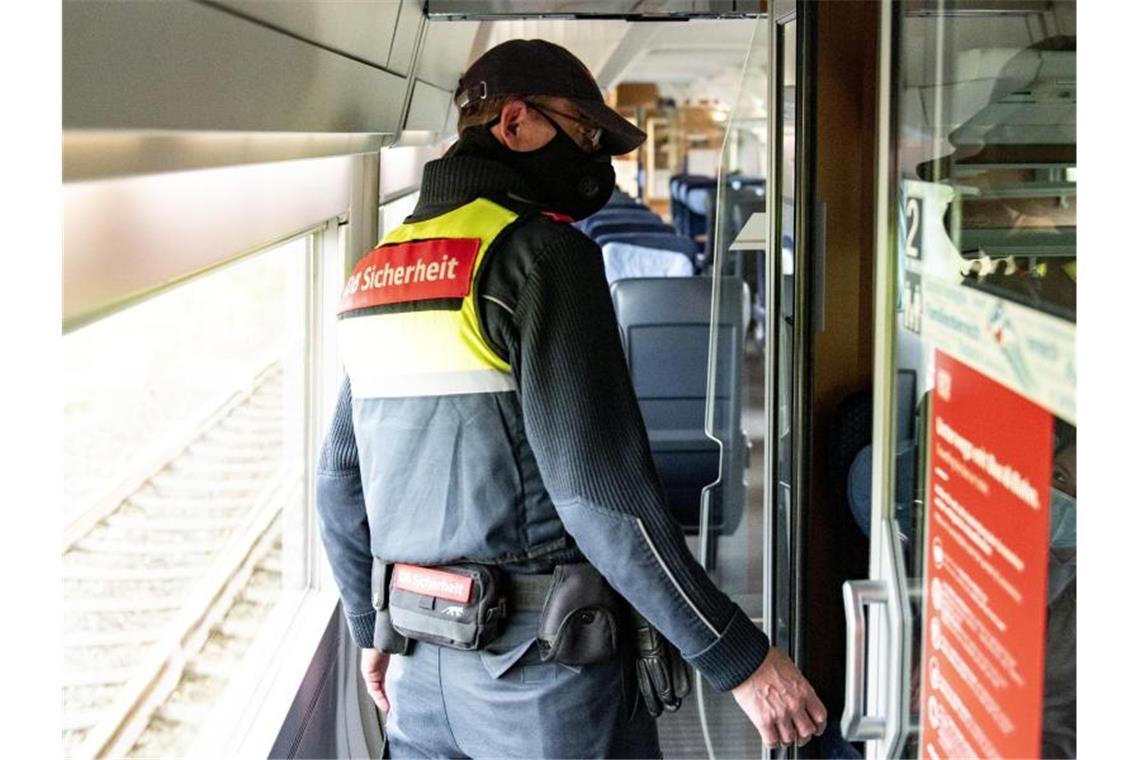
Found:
[337,198,519,399]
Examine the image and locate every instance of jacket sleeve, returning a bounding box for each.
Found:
[503,227,769,691]
[315,376,376,649]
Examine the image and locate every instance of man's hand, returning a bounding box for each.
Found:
[360,648,391,712]
[731,646,827,750]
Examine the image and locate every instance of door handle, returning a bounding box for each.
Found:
[841,579,890,741]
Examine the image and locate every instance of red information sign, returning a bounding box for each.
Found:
[919,351,1053,759]
[337,237,480,314]
[392,564,473,604]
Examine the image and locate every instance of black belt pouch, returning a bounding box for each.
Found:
[537,562,623,665]
[371,561,412,655]
[387,563,507,651]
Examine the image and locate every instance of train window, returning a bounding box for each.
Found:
[381,191,421,237]
[63,231,324,758]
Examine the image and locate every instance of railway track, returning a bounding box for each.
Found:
[63,362,299,759]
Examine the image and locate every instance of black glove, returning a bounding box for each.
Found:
[632,610,692,717]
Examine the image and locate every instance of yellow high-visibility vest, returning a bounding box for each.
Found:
[337,198,519,399]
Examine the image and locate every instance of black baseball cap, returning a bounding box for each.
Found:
[456,39,648,156]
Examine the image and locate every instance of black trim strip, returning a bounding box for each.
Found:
[471,206,544,363]
[338,298,463,319]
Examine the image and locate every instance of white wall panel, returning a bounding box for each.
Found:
[405,81,453,132]
[388,0,427,76]
[64,156,353,330]
[380,146,443,200]
[64,0,407,134]
[415,21,481,90]
[212,0,402,69]
[63,131,388,182]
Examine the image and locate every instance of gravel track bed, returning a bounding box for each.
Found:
[64,643,148,671]
[62,366,289,758]
[126,536,284,758]
[64,578,190,598]
[65,609,177,632]
[64,551,213,571]
[84,524,237,544]
[64,684,125,711]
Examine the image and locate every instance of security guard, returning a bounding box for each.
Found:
[317,39,826,757]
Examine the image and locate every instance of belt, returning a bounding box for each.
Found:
[508,572,554,612]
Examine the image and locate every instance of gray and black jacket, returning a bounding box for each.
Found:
[316,141,769,691]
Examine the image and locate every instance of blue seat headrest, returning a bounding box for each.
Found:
[594,232,700,259]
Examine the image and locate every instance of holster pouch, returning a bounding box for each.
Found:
[371,561,412,655]
[537,562,623,665]
[632,609,692,717]
[387,563,507,651]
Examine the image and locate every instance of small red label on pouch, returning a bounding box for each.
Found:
[392,564,473,603]
[338,238,480,314]
[542,210,575,223]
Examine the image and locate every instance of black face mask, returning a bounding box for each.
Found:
[479,117,616,220]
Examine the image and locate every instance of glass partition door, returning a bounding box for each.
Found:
[690,11,770,758]
[699,1,813,756]
[848,2,1077,757]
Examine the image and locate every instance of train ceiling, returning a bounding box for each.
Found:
[468,17,762,109]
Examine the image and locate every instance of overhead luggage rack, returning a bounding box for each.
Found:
[426,0,760,21]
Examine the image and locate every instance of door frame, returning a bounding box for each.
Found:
[765,0,818,672]
[841,1,912,756]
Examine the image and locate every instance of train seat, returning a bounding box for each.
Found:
[683,186,716,240]
[587,219,675,239]
[610,276,748,538]
[727,175,766,192]
[586,206,655,220]
[669,174,716,232]
[580,210,663,236]
[672,177,717,237]
[601,241,694,282]
[594,232,701,262]
[606,189,644,208]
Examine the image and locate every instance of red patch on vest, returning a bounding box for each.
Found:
[542,210,575,223]
[338,238,480,314]
[392,564,473,603]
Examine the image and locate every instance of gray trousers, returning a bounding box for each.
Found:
[383,611,662,758]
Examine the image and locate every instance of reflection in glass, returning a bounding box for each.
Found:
[880,2,1076,755]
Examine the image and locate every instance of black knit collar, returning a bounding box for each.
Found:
[412,130,547,217]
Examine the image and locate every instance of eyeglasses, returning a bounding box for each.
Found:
[526,101,604,152]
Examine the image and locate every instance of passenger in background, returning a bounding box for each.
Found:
[1042,425,1076,758]
[317,38,826,758]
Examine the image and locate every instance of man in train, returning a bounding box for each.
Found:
[316,38,826,757]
